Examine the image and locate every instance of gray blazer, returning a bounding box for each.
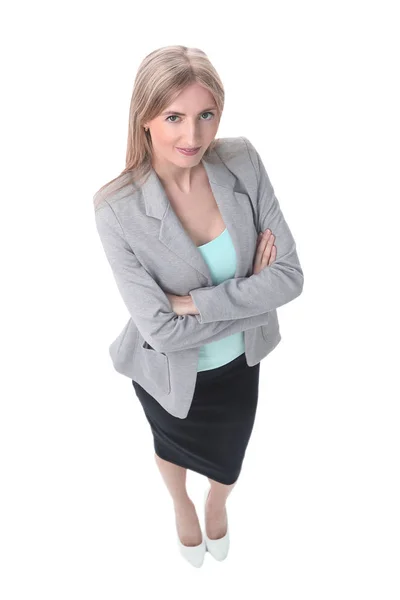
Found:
[94,136,304,419]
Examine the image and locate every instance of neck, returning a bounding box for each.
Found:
[152,159,201,194]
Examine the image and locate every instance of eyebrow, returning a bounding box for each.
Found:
[161,106,217,116]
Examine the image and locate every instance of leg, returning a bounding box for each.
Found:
[154,453,202,546]
[154,452,191,508]
[207,477,237,509]
[205,477,237,539]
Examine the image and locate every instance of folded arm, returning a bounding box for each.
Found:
[189,136,304,323]
[95,201,273,354]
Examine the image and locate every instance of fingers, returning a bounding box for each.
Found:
[255,229,276,270]
[268,244,277,266]
[257,229,275,255]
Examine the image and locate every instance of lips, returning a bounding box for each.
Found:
[177,147,200,156]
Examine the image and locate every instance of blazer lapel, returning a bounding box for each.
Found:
[141,149,255,285]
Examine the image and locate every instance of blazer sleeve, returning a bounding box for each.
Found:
[95,200,275,354]
[188,137,304,323]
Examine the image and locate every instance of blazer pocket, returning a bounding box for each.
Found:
[261,309,279,343]
[261,319,270,343]
[135,339,171,395]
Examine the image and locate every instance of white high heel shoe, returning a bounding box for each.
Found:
[176,523,206,568]
[203,487,230,561]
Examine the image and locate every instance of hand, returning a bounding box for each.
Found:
[252,229,277,275]
[165,292,195,316]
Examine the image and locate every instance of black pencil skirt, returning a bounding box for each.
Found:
[131,352,260,485]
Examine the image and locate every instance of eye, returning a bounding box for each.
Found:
[165,112,215,123]
[200,111,215,120]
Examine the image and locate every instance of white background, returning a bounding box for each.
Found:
[1,0,399,597]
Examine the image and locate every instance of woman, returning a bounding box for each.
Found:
[94,45,304,568]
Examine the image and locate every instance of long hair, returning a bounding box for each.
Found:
[93,45,225,208]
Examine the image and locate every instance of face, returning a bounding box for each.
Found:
[143,82,220,169]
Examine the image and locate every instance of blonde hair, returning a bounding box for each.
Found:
[93,45,225,208]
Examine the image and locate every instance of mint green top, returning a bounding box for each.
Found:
[196,228,245,371]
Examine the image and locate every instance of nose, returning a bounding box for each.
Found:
[179,120,202,146]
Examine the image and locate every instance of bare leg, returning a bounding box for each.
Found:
[154,453,202,546]
[205,477,237,539]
